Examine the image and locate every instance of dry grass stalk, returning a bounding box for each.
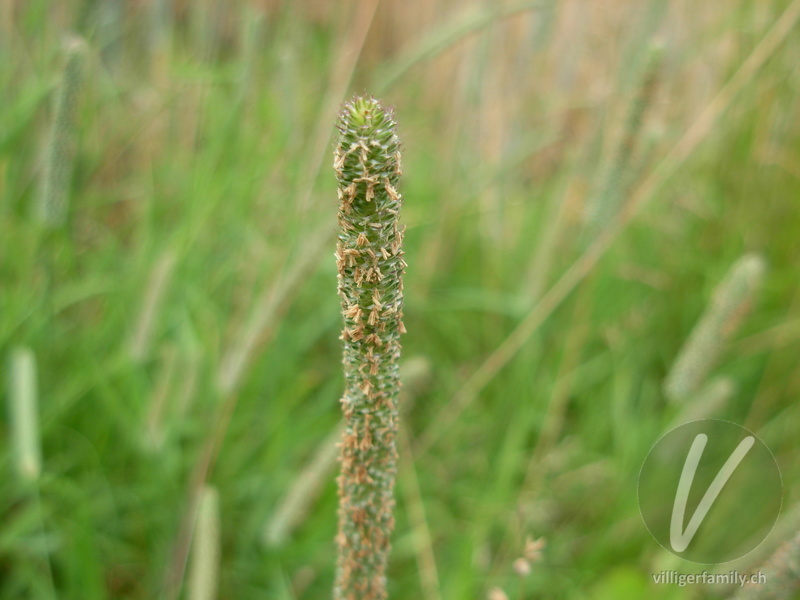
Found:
[187,485,221,600]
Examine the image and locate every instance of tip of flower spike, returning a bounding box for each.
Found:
[339,95,396,131]
[63,34,89,57]
[345,95,378,126]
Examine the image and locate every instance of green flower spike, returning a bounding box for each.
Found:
[332,96,406,600]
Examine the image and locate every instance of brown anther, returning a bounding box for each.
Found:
[344,304,361,321]
[358,140,370,163]
[333,150,345,172]
[342,248,359,267]
[352,507,367,524]
[385,179,401,202]
[335,531,347,547]
[354,268,365,286]
[356,465,373,484]
[359,431,372,451]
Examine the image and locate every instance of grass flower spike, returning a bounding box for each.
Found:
[37,36,88,227]
[664,253,765,403]
[7,347,42,481]
[333,95,406,600]
[732,529,800,599]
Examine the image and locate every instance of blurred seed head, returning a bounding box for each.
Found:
[7,347,41,481]
[488,587,509,600]
[513,557,531,577]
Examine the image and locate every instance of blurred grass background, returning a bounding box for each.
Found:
[2,0,800,598]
